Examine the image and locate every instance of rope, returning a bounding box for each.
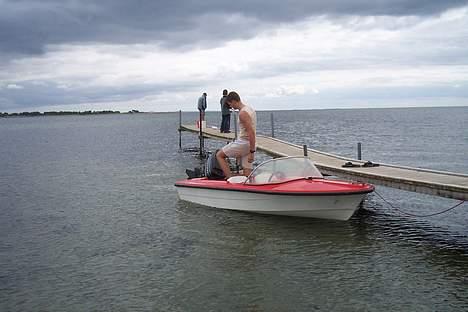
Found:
[374,190,466,218]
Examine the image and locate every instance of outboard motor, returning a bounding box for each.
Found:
[185,149,228,180]
[204,150,226,180]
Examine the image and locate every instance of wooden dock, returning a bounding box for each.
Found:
[179,124,468,201]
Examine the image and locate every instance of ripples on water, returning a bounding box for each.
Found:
[0,108,467,311]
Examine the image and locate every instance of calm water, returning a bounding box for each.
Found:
[0,107,467,311]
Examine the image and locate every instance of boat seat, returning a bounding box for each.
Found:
[227,176,248,184]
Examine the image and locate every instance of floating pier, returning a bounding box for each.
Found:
[179,123,468,201]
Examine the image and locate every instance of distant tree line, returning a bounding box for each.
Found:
[0,110,127,117]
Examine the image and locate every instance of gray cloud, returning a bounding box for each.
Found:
[1,0,467,112]
[0,80,200,110]
[1,0,467,56]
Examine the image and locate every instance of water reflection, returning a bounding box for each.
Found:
[173,198,468,311]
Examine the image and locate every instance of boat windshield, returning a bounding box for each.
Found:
[245,156,323,184]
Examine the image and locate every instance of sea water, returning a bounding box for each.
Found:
[0,107,467,311]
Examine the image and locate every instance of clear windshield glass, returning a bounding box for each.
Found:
[245,156,323,184]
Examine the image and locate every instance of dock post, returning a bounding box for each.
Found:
[270,112,275,138]
[357,142,362,160]
[178,110,182,150]
[303,144,308,156]
[234,111,238,141]
[199,110,204,158]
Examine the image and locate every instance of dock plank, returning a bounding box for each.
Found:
[180,125,468,200]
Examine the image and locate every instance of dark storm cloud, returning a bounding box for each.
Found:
[1,0,467,55]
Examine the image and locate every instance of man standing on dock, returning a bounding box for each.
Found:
[198,92,207,122]
[219,89,231,133]
[216,91,256,178]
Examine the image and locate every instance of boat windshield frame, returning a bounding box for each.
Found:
[244,156,323,185]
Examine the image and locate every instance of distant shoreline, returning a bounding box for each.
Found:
[0,110,140,117]
[1,105,466,117]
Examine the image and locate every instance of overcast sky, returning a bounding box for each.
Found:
[1,0,468,112]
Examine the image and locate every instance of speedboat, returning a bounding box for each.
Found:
[175,156,374,221]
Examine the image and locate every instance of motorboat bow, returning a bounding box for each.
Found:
[175,156,374,220]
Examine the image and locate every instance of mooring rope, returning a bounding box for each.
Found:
[374,190,466,218]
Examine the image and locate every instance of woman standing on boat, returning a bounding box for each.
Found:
[216,91,257,178]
